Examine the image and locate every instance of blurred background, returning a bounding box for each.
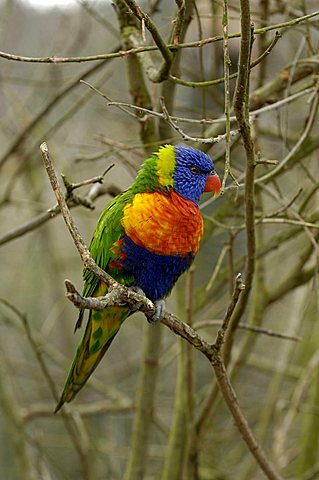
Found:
[0,1,318,479]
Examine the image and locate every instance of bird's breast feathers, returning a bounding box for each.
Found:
[122,190,203,257]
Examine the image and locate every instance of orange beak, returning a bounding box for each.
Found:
[204,173,221,197]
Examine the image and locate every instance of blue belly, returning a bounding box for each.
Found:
[122,236,193,301]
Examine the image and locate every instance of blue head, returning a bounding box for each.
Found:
[173,146,220,204]
[139,145,220,203]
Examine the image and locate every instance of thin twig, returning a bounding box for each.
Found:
[160,97,238,144]
[255,79,319,185]
[61,164,114,192]
[102,85,315,126]
[0,181,119,247]
[0,10,318,64]
[40,142,118,290]
[170,30,282,89]
[222,1,256,366]
[221,0,232,190]
[206,244,230,292]
[194,319,302,342]
[122,0,173,81]
[213,274,246,352]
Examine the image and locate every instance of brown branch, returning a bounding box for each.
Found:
[170,30,282,89]
[41,143,283,479]
[121,0,173,82]
[21,399,133,422]
[255,78,319,185]
[40,143,117,289]
[0,173,119,247]
[160,97,238,144]
[172,0,186,45]
[213,274,246,352]
[224,0,257,363]
[194,320,302,342]
[0,10,317,64]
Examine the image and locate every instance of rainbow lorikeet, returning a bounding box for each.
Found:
[55,145,220,412]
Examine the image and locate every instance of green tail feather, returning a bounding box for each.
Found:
[55,305,129,413]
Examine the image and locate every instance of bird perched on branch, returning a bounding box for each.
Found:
[55,145,220,412]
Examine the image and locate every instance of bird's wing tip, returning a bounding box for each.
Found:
[54,399,64,414]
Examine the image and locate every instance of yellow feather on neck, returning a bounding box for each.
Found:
[156,145,176,189]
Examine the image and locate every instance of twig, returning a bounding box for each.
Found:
[206,244,230,292]
[221,0,232,190]
[255,79,319,185]
[160,97,238,144]
[194,319,302,342]
[80,80,139,120]
[0,10,318,64]
[170,30,281,89]
[21,399,133,422]
[61,164,114,192]
[40,142,119,291]
[0,182,119,247]
[224,0,256,362]
[213,274,246,352]
[102,85,315,127]
[259,217,319,229]
[122,0,173,81]
[260,188,303,218]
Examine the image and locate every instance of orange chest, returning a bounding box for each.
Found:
[122,191,203,257]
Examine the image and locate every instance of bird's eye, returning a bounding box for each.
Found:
[190,165,201,175]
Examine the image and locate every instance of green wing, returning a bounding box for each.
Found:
[75,191,134,329]
[83,196,124,296]
[55,191,135,412]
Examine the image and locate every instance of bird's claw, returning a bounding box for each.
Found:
[146,299,165,325]
[129,286,147,312]
[129,287,165,324]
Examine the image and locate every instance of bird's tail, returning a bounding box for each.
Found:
[55,304,129,413]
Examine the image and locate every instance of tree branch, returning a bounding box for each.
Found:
[40,142,283,480]
[0,9,317,64]
[224,0,256,363]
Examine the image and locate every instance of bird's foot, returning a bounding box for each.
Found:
[129,286,147,312]
[129,287,165,324]
[146,299,166,325]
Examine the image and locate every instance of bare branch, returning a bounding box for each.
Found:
[41,142,283,480]
[0,10,317,64]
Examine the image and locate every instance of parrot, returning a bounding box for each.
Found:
[54,144,220,412]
